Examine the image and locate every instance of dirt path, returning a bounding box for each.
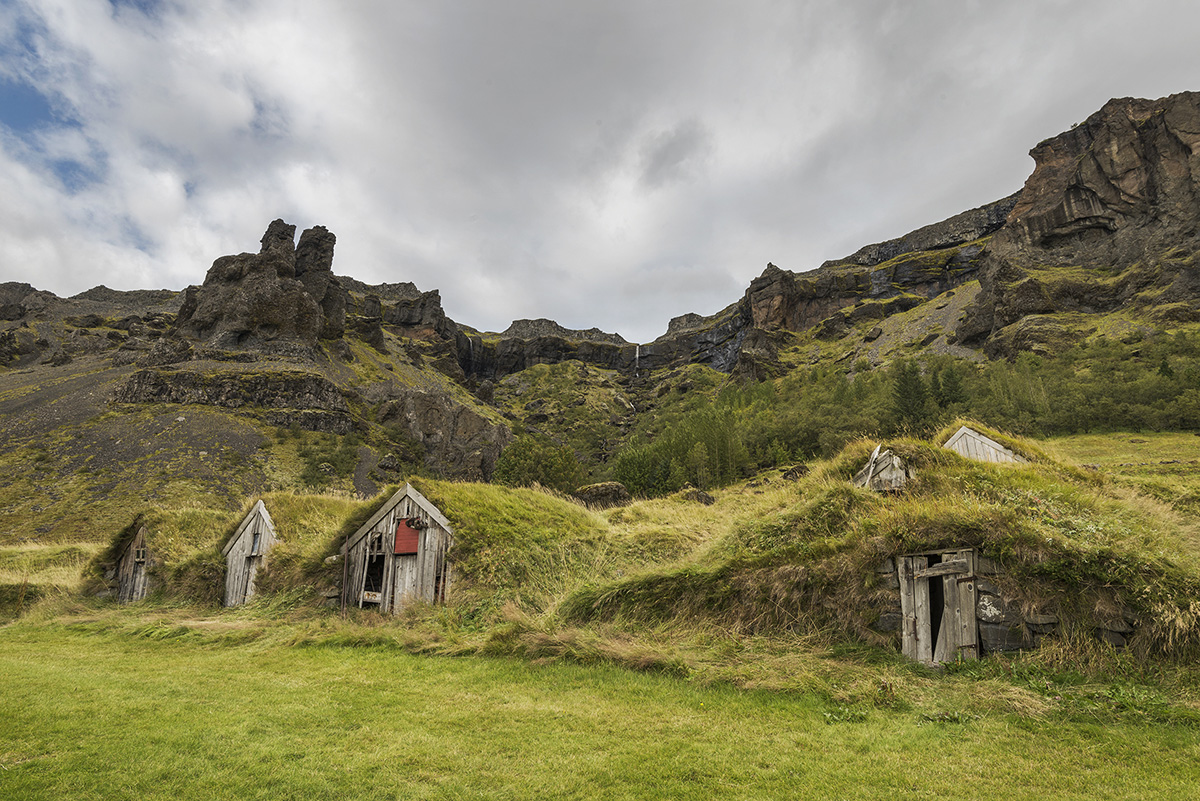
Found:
[353,445,379,498]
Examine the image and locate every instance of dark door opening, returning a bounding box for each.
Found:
[362,535,387,605]
[926,554,945,658]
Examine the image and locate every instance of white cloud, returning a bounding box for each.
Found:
[1,0,1200,341]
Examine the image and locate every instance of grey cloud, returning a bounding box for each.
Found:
[639,118,712,189]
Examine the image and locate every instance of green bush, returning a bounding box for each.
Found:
[493,436,585,494]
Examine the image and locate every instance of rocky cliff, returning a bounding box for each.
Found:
[954,92,1200,353]
[174,219,347,352]
[6,91,1200,492]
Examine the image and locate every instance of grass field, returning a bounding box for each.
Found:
[1046,431,1200,521]
[5,429,1200,799]
[1,622,1198,801]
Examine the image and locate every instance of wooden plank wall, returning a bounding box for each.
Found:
[223,508,278,607]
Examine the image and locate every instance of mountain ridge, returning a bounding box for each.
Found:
[2,91,1199,535]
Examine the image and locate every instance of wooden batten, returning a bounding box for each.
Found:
[222,500,278,607]
[341,484,454,615]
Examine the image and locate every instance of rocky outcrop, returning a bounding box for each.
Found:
[456,331,635,380]
[956,92,1200,352]
[645,303,749,372]
[375,389,512,480]
[114,367,351,424]
[339,277,423,302]
[173,220,349,351]
[1004,94,1200,250]
[574,481,632,509]
[500,318,628,345]
[381,289,456,340]
[0,282,56,321]
[0,326,40,366]
[70,286,179,310]
[294,225,345,339]
[826,193,1019,268]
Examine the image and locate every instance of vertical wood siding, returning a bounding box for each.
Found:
[222,502,278,607]
[943,426,1026,464]
[342,485,453,614]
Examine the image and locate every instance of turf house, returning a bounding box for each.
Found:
[341,484,454,614]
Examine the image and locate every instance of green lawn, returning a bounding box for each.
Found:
[1,624,1197,800]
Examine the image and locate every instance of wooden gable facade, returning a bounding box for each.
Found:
[943,426,1027,464]
[342,484,453,614]
[222,500,278,607]
[116,525,155,603]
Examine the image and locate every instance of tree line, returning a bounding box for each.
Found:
[494,330,1200,497]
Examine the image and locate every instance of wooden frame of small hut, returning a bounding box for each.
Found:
[221,500,278,607]
[341,484,453,614]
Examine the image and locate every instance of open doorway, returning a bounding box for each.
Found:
[898,549,979,664]
[361,534,387,605]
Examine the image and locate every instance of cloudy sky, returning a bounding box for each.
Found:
[2,1,1199,342]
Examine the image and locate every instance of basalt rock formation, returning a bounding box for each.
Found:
[7,92,1200,495]
[174,219,348,352]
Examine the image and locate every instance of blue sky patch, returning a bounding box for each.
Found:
[51,158,103,193]
[0,78,58,135]
[109,0,167,19]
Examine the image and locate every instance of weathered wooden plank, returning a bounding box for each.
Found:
[904,556,931,663]
[958,549,978,660]
[911,559,969,579]
[380,535,395,612]
[899,556,915,660]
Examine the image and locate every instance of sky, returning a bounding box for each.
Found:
[1,1,1199,343]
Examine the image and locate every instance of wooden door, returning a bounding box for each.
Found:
[899,550,978,664]
[240,555,260,604]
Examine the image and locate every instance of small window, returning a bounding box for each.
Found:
[134,547,147,564]
[250,532,262,555]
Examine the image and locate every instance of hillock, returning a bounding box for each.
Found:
[561,426,1200,662]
